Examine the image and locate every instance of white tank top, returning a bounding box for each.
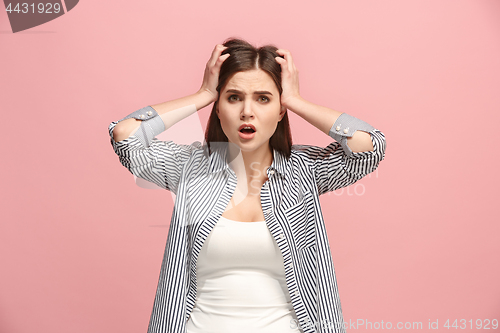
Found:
[186,215,301,333]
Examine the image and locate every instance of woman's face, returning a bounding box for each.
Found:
[216,69,285,153]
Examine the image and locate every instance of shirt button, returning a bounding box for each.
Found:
[269,169,275,175]
[279,233,284,240]
[343,127,349,134]
[139,114,145,119]
[264,209,271,215]
[288,263,293,269]
[335,125,341,131]
[147,110,153,116]
[294,290,299,296]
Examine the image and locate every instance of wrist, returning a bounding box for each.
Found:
[196,89,217,105]
[282,95,306,113]
[194,89,216,110]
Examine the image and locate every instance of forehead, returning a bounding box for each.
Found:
[224,69,277,92]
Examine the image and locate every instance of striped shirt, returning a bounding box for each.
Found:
[108,105,386,333]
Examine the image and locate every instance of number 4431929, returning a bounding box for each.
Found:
[5,2,63,14]
[444,319,498,330]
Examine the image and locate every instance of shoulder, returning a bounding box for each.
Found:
[285,144,332,179]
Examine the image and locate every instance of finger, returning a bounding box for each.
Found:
[275,55,285,64]
[216,53,230,66]
[277,49,294,73]
[210,44,228,67]
[210,45,224,65]
[275,56,289,75]
[286,51,295,73]
[277,49,291,61]
[284,50,294,73]
[209,53,230,78]
[210,44,222,60]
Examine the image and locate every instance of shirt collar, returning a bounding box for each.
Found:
[204,142,289,178]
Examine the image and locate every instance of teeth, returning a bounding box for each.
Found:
[240,126,255,132]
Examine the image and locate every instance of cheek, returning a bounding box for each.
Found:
[263,117,279,136]
[265,109,281,127]
[218,113,234,137]
[219,112,231,124]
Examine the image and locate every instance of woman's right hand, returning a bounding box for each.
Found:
[198,44,230,103]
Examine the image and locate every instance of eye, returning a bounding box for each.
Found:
[259,96,270,103]
[228,95,240,102]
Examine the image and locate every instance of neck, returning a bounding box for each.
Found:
[227,142,273,181]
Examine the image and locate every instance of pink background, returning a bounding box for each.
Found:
[1,0,499,332]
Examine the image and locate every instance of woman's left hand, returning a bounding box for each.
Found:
[275,49,302,110]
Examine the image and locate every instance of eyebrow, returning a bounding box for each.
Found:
[225,89,273,96]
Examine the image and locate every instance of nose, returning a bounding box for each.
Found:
[240,99,254,119]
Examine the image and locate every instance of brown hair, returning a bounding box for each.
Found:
[204,37,293,159]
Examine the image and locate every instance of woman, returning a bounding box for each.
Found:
[109,38,386,333]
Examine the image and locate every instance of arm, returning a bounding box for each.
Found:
[275,49,375,156]
[287,96,386,194]
[275,49,386,195]
[108,44,230,192]
[283,96,376,157]
[112,90,214,144]
[112,44,230,145]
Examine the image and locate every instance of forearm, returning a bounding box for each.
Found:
[112,90,214,142]
[286,96,375,154]
[285,96,341,135]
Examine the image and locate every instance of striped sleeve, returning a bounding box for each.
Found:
[108,107,200,194]
[299,113,386,196]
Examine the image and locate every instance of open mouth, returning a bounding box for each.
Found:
[239,128,256,134]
